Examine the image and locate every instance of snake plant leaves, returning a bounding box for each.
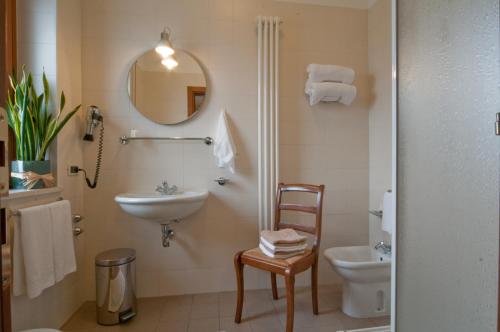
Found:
[5,68,81,161]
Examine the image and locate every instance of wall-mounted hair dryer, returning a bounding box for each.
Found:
[83,105,103,141]
[79,105,104,189]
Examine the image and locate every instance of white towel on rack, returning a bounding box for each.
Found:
[307,64,355,84]
[13,205,56,298]
[213,110,237,173]
[381,191,394,234]
[48,200,76,282]
[305,81,357,106]
[12,216,26,296]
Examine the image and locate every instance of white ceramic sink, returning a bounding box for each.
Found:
[115,190,209,222]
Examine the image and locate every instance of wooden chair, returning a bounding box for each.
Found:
[234,183,325,332]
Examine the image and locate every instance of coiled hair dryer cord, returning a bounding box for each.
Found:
[80,121,104,189]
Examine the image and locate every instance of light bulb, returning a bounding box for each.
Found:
[155,44,174,57]
[155,28,175,57]
[161,56,178,70]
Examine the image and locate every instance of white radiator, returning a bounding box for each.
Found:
[257,16,280,231]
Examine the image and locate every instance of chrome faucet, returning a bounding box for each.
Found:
[375,241,392,255]
[156,181,178,195]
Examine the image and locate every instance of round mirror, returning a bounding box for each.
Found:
[127,49,207,125]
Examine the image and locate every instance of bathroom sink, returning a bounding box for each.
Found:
[115,190,209,222]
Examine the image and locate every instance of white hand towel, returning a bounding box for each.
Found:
[12,216,26,296]
[47,200,76,282]
[381,191,394,234]
[307,64,355,84]
[16,205,55,299]
[305,81,357,106]
[213,110,237,173]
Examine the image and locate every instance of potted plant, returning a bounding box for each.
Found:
[6,69,81,189]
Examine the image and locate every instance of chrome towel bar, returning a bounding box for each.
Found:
[10,197,83,222]
[119,136,213,145]
[10,197,84,236]
[10,196,63,216]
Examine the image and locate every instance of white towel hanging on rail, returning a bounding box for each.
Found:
[12,200,76,299]
[213,110,237,174]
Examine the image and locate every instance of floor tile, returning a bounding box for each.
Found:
[160,304,192,322]
[155,321,188,332]
[219,317,251,332]
[63,309,99,330]
[187,318,219,332]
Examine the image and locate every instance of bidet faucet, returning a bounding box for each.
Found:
[374,241,392,255]
[156,181,178,195]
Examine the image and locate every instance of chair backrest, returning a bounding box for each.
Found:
[273,183,325,254]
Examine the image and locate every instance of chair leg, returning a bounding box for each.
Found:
[284,273,295,332]
[234,252,245,324]
[271,272,278,300]
[311,260,319,315]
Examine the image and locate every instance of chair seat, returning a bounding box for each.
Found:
[241,247,314,271]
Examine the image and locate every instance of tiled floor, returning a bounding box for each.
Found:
[62,286,390,332]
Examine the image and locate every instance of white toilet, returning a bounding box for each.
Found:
[324,246,391,318]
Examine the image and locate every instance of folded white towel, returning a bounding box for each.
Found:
[381,191,394,234]
[307,64,355,84]
[259,243,305,259]
[48,200,76,282]
[260,237,308,253]
[213,110,237,173]
[305,81,357,106]
[13,205,55,299]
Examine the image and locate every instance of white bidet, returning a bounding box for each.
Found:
[324,246,391,318]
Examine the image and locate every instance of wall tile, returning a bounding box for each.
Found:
[80,0,372,300]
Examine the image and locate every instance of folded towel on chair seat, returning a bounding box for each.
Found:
[259,243,306,259]
[260,236,308,252]
[260,228,307,245]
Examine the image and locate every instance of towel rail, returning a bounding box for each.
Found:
[10,197,84,226]
[10,197,63,216]
[369,190,392,218]
[369,210,383,218]
[119,136,213,145]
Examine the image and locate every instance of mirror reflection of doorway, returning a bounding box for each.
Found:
[187,86,206,117]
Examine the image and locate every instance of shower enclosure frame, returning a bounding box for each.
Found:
[390,0,397,331]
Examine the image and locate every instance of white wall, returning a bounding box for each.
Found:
[367,0,391,248]
[397,0,499,330]
[80,0,371,298]
[12,0,85,330]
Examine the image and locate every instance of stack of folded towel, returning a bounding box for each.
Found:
[259,228,308,259]
[305,64,357,106]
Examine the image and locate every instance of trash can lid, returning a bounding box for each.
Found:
[95,248,136,267]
